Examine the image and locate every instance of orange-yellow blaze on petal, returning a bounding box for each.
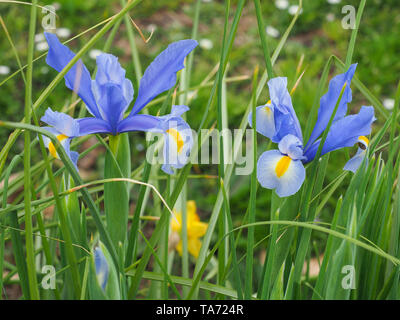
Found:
[48,134,68,159]
[166,128,184,153]
[275,155,291,178]
[358,136,369,149]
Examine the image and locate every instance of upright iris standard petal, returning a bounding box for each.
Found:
[257,149,306,197]
[304,64,357,151]
[269,77,303,143]
[44,32,101,118]
[130,40,198,115]
[303,106,375,163]
[248,103,276,139]
[94,247,109,291]
[278,134,305,160]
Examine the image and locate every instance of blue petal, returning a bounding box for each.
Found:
[304,64,357,151]
[41,108,80,137]
[248,104,275,139]
[257,149,305,197]
[92,83,128,134]
[95,53,134,106]
[117,114,161,133]
[94,247,109,291]
[77,117,112,135]
[303,106,375,163]
[278,134,305,160]
[344,148,367,173]
[268,77,303,143]
[130,39,198,115]
[44,32,101,118]
[161,117,193,175]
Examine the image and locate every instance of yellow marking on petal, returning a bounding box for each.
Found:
[358,136,369,150]
[264,105,272,116]
[48,134,68,159]
[275,156,291,178]
[166,128,184,153]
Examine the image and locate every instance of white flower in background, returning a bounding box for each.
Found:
[136,143,144,152]
[41,66,49,74]
[266,26,280,38]
[51,2,61,10]
[0,65,10,75]
[35,33,45,43]
[56,27,71,38]
[288,5,303,15]
[89,49,102,60]
[199,38,213,50]
[147,23,157,32]
[327,0,342,4]
[383,98,395,111]
[36,41,49,52]
[275,0,289,10]
[326,13,335,22]
[202,0,213,3]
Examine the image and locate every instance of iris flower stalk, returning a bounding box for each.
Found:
[249,64,376,197]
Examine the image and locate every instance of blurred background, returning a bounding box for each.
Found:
[0,0,399,281]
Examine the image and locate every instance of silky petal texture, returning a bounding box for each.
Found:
[161,118,193,174]
[303,106,375,163]
[93,83,128,134]
[117,114,161,133]
[344,148,367,173]
[95,53,134,106]
[268,77,303,142]
[77,117,112,136]
[44,32,100,118]
[278,134,304,160]
[94,247,109,291]
[41,108,80,137]
[248,104,276,139]
[304,64,357,151]
[130,39,198,115]
[257,150,306,197]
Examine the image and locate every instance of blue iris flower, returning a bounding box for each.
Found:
[41,32,197,174]
[249,64,376,197]
[94,246,109,291]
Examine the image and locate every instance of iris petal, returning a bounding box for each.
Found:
[77,117,112,136]
[130,39,198,115]
[268,77,303,143]
[117,114,161,133]
[344,148,367,173]
[278,134,304,160]
[94,247,109,291]
[41,108,80,137]
[303,106,375,163]
[44,32,101,118]
[304,64,357,151]
[248,104,276,139]
[257,150,305,197]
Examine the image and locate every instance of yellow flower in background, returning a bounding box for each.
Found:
[171,200,208,258]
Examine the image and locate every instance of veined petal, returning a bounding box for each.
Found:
[305,64,357,151]
[278,134,305,160]
[303,106,375,163]
[248,103,275,139]
[95,53,134,106]
[92,83,128,134]
[41,108,80,137]
[268,77,303,143]
[257,150,305,197]
[77,117,112,136]
[44,32,101,118]
[130,39,198,115]
[344,148,367,173]
[94,247,109,291]
[117,114,161,133]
